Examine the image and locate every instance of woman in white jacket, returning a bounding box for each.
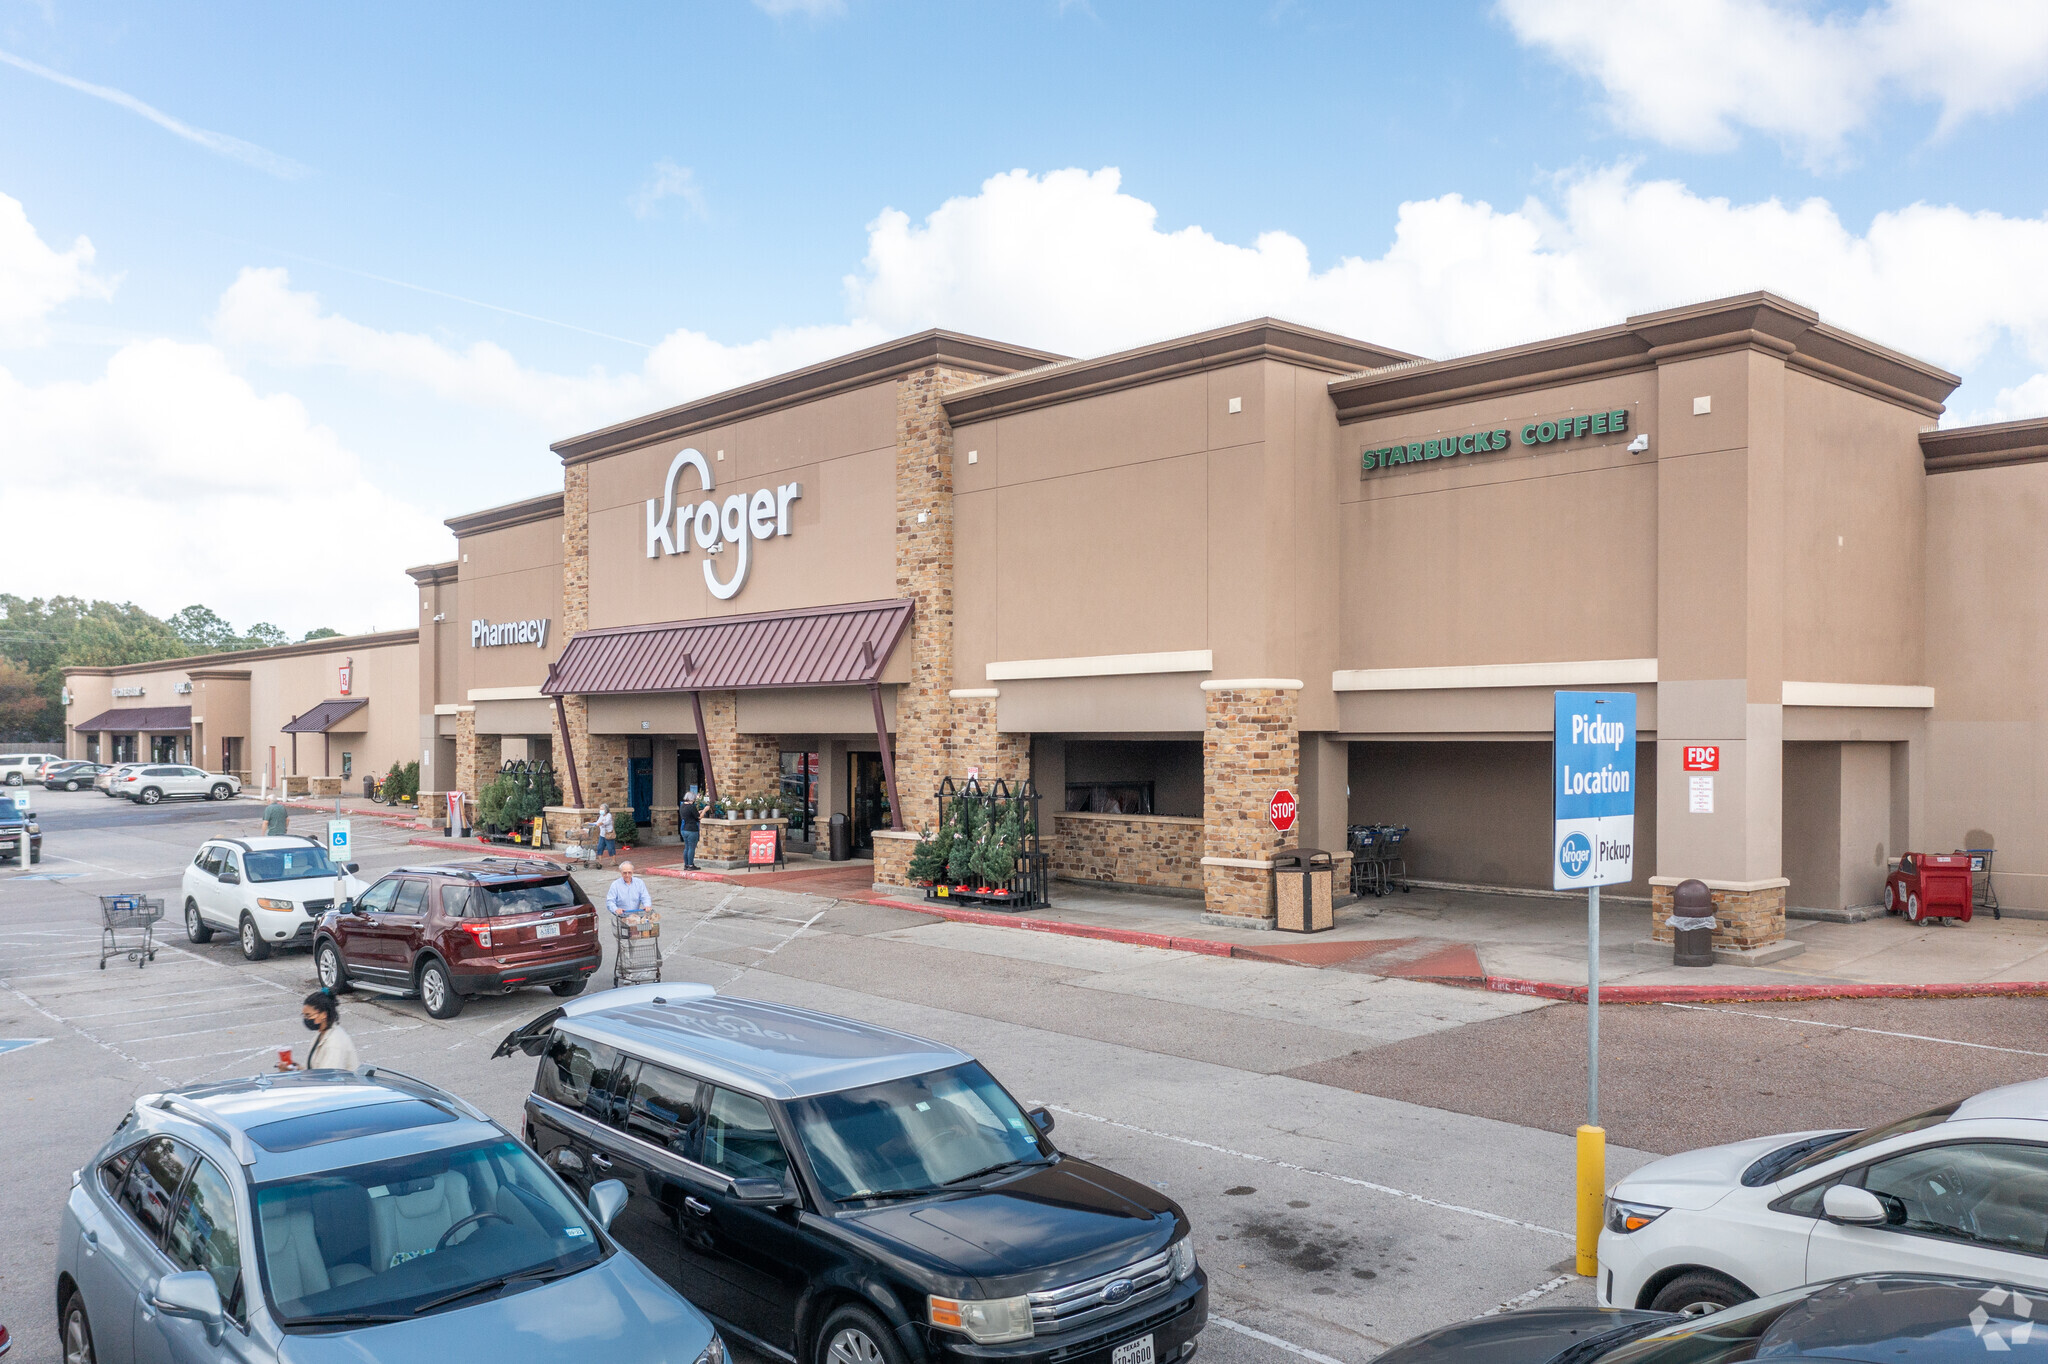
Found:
[284,988,359,1072]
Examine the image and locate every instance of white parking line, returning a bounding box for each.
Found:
[1212,1316,1352,1364]
[1661,1002,2048,1057]
[61,984,282,1018]
[1480,1273,1577,1316]
[1,980,171,1081]
[1040,1104,1572,1241]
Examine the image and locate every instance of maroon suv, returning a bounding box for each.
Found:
[312,859,600,1018]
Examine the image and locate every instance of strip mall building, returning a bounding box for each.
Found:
[62,291,2048,951]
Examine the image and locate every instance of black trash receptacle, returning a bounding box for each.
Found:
[1670,878,1716,967]
[828,812,851,862]
[362,776,376,799]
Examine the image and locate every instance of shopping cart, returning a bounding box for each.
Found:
[1961,848,2001,920]
[613,913,662,988]
[99,894,162,969]
[561,821,601,870]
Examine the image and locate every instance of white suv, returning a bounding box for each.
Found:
[0,753,60,785]
[181,836,366,959]
[114,764,241,804]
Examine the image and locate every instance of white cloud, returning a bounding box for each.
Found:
[1498,0,2048,166]
[0,339,443,631]
[0,190,113,343]
[629,160,707,221]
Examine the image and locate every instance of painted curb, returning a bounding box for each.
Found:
[1479,976,2048,1004]
[406,835,561,863]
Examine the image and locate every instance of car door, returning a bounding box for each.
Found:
[377,878,432,983]
[184,847,219,924]
[212,850,247,926]
[82,1136,196,1364]
[599,1058,730,1310]
[525,1029,631,1192]
[336,877,401,982]
[73,1141,159,1364]
[139,1154,263,1364]
[1807,1140,2048,1288]
[691,1085,819,1355]
[179,767,210,799]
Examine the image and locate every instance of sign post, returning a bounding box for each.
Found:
[1553,690,1636,1278]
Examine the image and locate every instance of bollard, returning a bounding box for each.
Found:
[1576,1124,1605,1276]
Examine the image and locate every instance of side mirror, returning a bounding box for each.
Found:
[218,871,240,885]
[1822,1184,1888,1225]
[335,898,355,915]
[1028,1107,1055,1135]
[587,1178,629,1231]
[344,862,360,874]
[730,1177,795,1207]
[152,1270,225,1342]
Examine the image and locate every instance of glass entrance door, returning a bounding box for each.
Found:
[848,751,887,854]
[629,755,653,826]
[676,749,705,805]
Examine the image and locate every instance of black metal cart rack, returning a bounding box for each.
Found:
[922,775,1050,910]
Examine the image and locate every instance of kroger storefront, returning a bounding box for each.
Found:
[405,292,2048,958]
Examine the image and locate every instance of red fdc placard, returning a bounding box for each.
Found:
[1683,746,1720,772]
[1269,789,1298,832]
[748,828,778,864]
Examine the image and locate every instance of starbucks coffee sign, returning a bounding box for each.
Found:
[644,447,802,601]
[1363,407,1632,474]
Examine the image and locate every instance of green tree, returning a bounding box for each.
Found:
[167,604,238,653]
[301,627,341,641]
[0,659,48,740]
[241,622,288,648]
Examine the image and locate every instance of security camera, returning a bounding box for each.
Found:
[707,541,725,556]
[1627,434,1650,454]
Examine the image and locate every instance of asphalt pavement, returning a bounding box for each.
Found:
[1,790,2040,1364]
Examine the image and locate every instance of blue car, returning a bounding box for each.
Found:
[56,1066,723,1364]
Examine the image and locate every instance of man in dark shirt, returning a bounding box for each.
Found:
[679,793,702,870]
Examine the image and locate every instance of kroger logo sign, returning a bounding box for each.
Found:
[645,448,802,601]
[1559,832,1593,877]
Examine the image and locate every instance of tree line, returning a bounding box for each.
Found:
[0,597,342,743]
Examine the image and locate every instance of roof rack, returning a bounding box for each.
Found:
[149,1094,257,1165]
[356,1065,490,1123]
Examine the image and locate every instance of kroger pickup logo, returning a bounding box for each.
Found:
[1559,833,1593,878]
[1973,1286,2037,1351]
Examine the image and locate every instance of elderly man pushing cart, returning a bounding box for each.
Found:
[605,861,661,986]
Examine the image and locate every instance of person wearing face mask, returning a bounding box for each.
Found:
[280,988,358,1071]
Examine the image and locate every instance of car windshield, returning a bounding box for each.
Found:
[788,1061,1049,1201]
[1596,1287,1808,1364]
[245,848,341,882]
[1777,1100,1961,1180]
[253,1137,604,1325]
[474,879,579,917]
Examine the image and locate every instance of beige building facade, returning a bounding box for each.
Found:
[151,290,2048,948]
[63,630,419,796]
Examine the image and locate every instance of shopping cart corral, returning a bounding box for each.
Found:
[99,894,163,969]
[1348,824,1411,897]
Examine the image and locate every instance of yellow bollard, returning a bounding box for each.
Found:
[1576,1124,1606,1277]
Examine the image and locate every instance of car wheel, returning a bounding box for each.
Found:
[3,772,19,785]
[62,1291,96,1364]
[65,779,81,791]
[419,959,463,1018]
[1884,883,1896,913]
[316,939,351,992]
[240,914,271,961]
[209,783,232,801]
[816,1304,904,1364]
[1649,1269,1753,1317]
[1907,892,1922,923]
[139,787,162,805]
[185,899,213,944]
[550,978,589,998]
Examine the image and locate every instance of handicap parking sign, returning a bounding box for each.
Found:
[1553,691,1636,889]
[327,819,352,860]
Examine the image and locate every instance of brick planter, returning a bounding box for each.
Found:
[872,829,919,889]
[1053,812,1204,894]
[700,816,788,869]
[1650,878,1790,949]
[308,776,342,798]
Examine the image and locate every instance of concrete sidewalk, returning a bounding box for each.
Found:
[870,881,2048,997]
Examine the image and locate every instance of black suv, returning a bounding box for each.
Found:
[497,985,1206,1364]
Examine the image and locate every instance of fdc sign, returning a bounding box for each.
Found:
[1552,691,1636,890]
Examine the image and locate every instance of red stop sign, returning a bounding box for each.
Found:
[1268,788,1297,832]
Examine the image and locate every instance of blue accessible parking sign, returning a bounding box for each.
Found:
[1552,691,1636,890]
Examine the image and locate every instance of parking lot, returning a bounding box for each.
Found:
[3,789,2043,1364]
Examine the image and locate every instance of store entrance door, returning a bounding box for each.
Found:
[676,749,705,805]
[629,756,653,826]
[848,751,888,855]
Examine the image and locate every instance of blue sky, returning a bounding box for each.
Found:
[5,0,2048,632]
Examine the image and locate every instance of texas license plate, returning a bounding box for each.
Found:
[535,922,560,939]
[1112,1337,1154,1364]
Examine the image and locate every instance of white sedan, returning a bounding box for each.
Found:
[181,835,366,960]
[1599,1077,2048,1316]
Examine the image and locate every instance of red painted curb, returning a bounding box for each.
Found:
[405,835,561,863]
[1479,976,2048,1004]
[870,898,1237,957]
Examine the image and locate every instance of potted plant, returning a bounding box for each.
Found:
[613,808,639,848]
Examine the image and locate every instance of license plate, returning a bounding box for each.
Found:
[535,922,560,939]
[1113,1337,1154,1364]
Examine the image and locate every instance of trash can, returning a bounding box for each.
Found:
[1273,847,1335,933]
[362,776,376,799]
[828,812,851,862]
[1670,878,1716,967]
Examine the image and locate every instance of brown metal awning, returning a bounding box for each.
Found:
[542,599,914,696]
[282,699,369,733]
[72,705,192,733]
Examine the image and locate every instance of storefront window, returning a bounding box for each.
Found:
[781,751,818,840]
[1067,782,1154,815]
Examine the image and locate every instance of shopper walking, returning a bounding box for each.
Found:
[606,860,655,930]
[595,803,617,867]
[280,989,358,1072]
[679,792,701,870]
[263,795,289,837]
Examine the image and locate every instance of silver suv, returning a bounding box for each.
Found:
[57,1067,723,1364]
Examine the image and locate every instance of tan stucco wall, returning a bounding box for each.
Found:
[455,514,564,698]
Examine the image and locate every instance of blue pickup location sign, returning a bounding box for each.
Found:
[1553,691,1637,890]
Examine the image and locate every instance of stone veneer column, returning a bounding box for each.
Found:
[1200,681,1302,923]
[547,458,626,812]
[889,365,993,829]
[453,707,502,801]
[698,691,780,802]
